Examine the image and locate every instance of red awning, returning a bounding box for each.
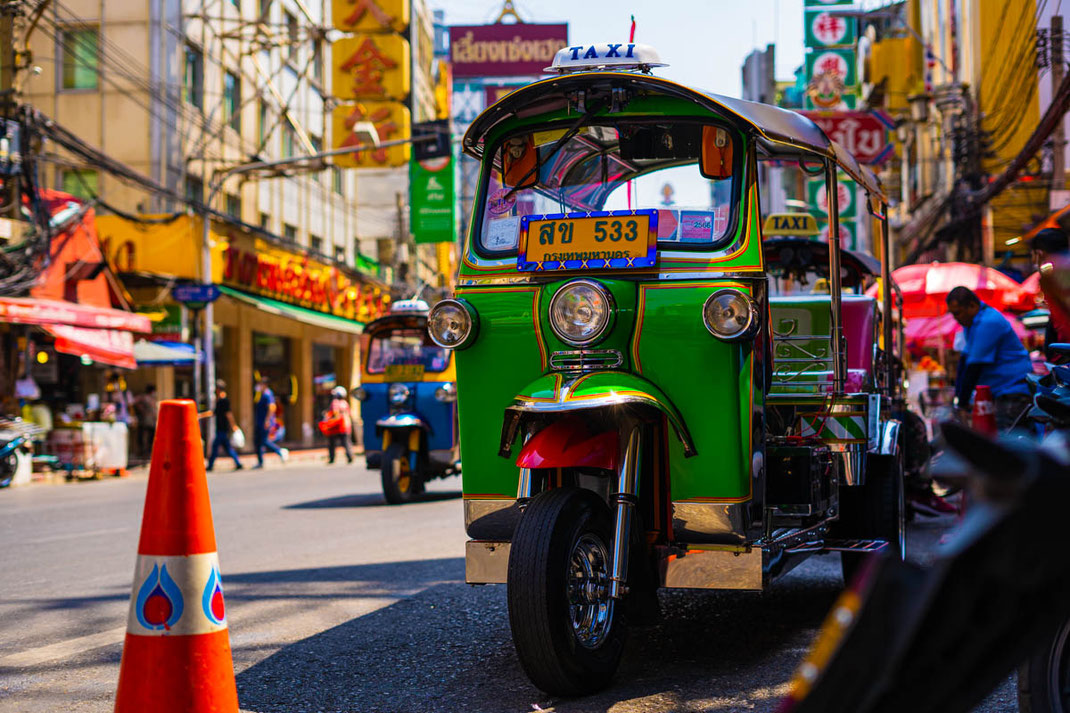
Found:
[44,325,137,370]
[0,296,150,332]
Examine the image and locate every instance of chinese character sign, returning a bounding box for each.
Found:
[807,176,857,219]
[805,10,855,48]
[332,34,411,101]
[332,102,411,168]
[332,0,409,33]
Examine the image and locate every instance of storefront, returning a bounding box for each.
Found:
[96,214,390,448]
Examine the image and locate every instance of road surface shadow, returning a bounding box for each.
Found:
[236,557,845,713]
[283,490,462,509]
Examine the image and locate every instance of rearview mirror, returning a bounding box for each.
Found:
[700,126,733,180]
[502,135,538,189]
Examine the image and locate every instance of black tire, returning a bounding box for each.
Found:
[381,442,419,505]
[838,448,905,584]
[507,487,626,697]
[1019,618,1070,713]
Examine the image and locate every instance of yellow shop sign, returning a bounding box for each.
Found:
[332,0,409,34]
[332,101,411,168]
[332,34,411,102]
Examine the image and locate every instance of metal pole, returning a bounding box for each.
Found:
[1053,16,1065,192]
[879,204,895,397]
[825,160,845,394]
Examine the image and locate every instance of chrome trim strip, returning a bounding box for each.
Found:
[879,420,901,456]
[671,502,748,544]
[466,540,511,584]
[375,414,427,430]
[464,498,521,539]
[659,546,764,590]
[548,349,624,371]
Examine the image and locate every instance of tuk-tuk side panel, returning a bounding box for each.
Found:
[416,382,457,451]
[634,281,753,502]
[453,286,547,497]
[359,382,390,452]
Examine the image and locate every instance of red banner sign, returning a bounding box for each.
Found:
[0,296,151,333]
[449,23,568,78]
[801,110,894,165]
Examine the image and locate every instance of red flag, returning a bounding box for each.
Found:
[629,15,636,42]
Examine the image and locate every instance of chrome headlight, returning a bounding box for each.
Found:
[388,383,410,405]
[702,289,759,341]
[549,279,613,347]
[353,387,369,402]
[434,383,457,403]
[427,299,477,349]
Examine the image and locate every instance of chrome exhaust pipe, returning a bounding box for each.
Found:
[609,427,641,599]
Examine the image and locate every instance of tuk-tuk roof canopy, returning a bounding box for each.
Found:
[462,72,885,202]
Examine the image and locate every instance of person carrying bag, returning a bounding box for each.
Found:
[319,386,353,464]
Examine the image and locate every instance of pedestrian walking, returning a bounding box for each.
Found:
[132,385,158,460]
[947,286,1033,430]
[1031,227,1070,360]
[207,380,243,472]
[253,375,289,469]
[324,386,353,464]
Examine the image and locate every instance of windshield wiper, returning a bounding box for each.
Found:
[499,104,601,204]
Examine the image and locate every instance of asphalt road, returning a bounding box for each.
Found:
[0,461,1017,713]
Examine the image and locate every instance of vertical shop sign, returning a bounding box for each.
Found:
[807,175,858,220]
[332,0,409,33]
[332,34,411,101]
[805,48,857,110]
[804,10,855,48]
[332,102,411,168]
[409,156,456,243]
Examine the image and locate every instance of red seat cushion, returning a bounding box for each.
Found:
[841,295,876,373]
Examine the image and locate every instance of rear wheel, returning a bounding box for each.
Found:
[381,442,420,505]
[1019,617,1070,713]
[838,447,905,584]
[507,487,626,697]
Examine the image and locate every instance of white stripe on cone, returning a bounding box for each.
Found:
[126,553,229,636]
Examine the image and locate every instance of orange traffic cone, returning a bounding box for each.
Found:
[114,400,239,713]
[971,384,998,437]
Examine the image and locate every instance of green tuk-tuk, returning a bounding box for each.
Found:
[426,43,906,696]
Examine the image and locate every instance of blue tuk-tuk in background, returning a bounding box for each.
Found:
[354,300,461,504]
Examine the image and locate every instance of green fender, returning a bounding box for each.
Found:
[498,371,697,458]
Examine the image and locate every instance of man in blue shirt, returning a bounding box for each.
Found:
[253,376,289,469]
[947,286,1033,430]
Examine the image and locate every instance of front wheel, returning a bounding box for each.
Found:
[507,487,626,697]
[381,442,421,505]
[1019,617,1070,713]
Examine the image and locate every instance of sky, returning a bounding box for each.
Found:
[430,0,806,95]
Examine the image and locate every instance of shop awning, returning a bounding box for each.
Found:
[218,286,365,335]
[0,296,151,332]
[134,339,199,366]
[44,325,136,370]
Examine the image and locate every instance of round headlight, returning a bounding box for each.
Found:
[703,289,759,341]
[549,279,613,347]
[388,383,411,405]
[427,299,477,349]
[434,383,457,403]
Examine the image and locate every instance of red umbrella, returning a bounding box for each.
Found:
[1021,271,1041,297]
[905,311,1030,350]
[867,262,1033,318]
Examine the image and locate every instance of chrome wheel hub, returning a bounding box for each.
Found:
[567,533,613,649]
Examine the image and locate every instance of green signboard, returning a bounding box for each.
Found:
[805,48,857,87]
[804,92,857,110]
[816,218,859,251]
[805,9,856,48]
[807,175,858,220]
[409,156,456,243]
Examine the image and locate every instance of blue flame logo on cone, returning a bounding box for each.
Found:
[135,563,184,631]
[201,564,226,626]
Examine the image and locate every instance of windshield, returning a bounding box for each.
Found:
[366,329,450,374]
[477,121,738,257]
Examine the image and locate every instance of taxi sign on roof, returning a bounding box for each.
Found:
[390,299,429,314]
[545,43,667,74]
[763,212,819,236]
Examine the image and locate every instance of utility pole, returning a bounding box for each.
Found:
[0,1,18,219]
[1053,15,1066,194]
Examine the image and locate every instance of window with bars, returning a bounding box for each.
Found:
[334,245,346,263]
[283,223,298,243]
[61,27,99,90]
[225,193,241,219]
[310,234,324,254]
[282,124,295,158]
[184,45,203,109]
[224,71,241,133]
[285,11,298,62]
